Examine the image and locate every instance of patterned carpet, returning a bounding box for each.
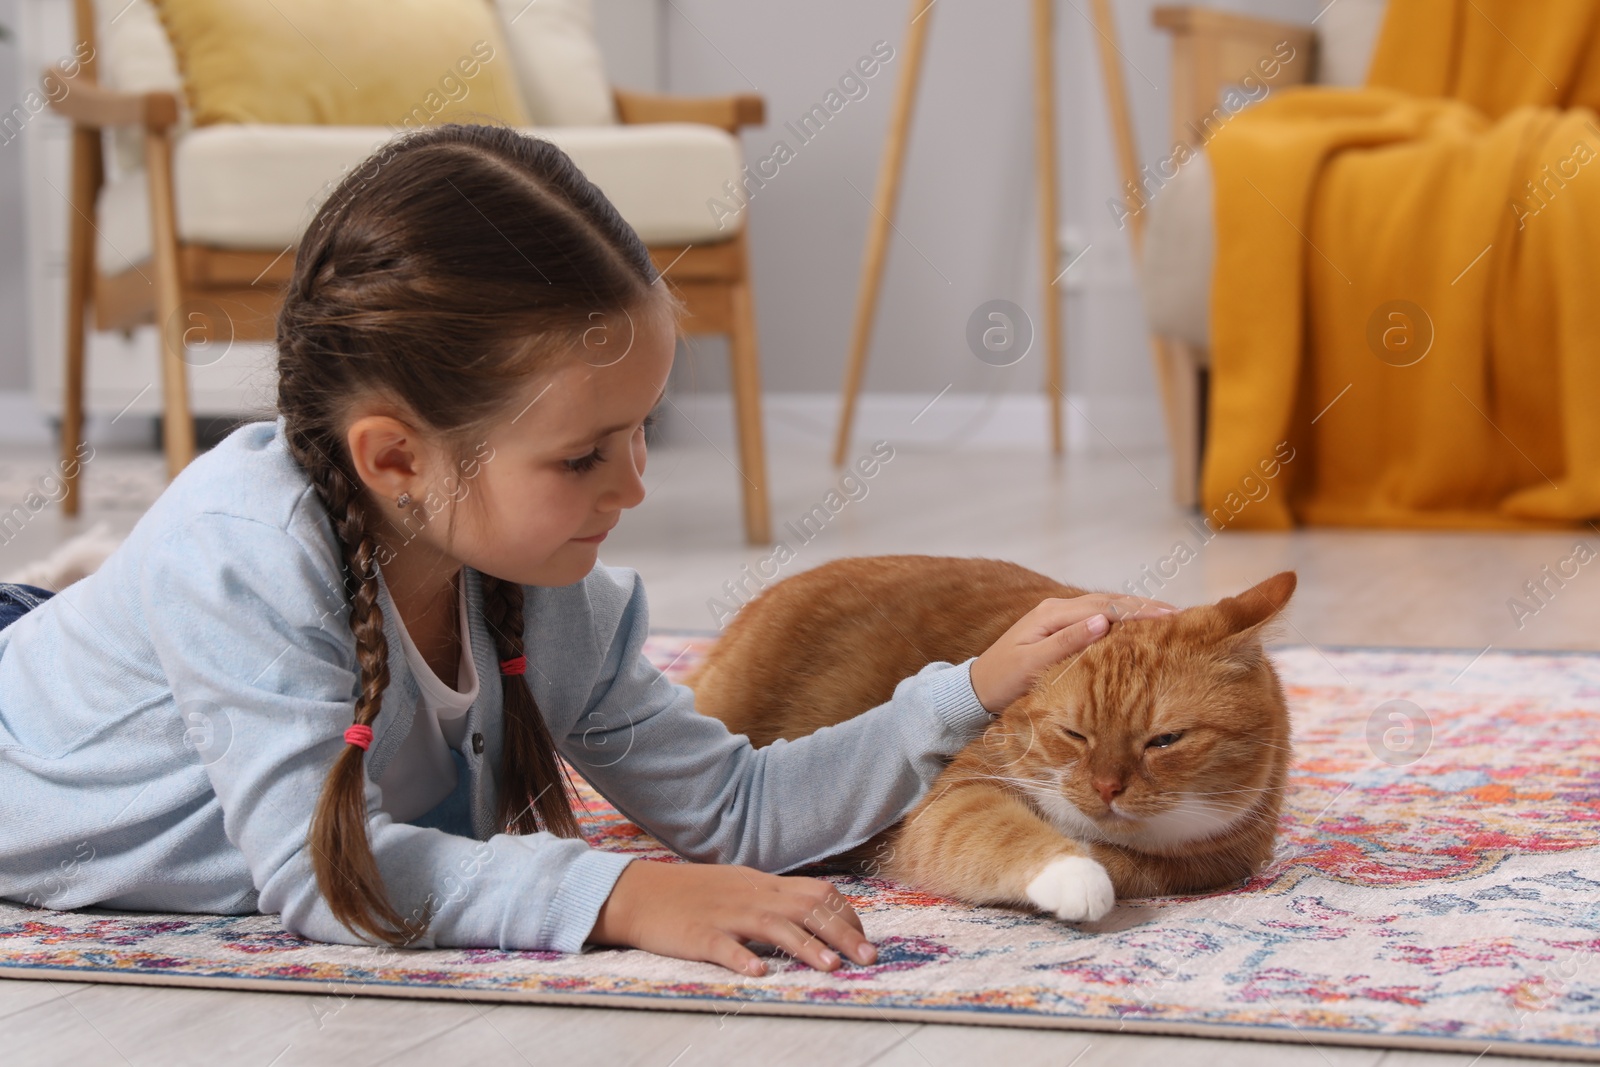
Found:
[2,636,1597,1060]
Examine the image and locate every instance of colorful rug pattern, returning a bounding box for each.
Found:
[2,638,1598,1059]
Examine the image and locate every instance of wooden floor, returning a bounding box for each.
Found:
[2,431,1593,1066]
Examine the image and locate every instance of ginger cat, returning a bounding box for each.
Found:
[684,556,1296,923]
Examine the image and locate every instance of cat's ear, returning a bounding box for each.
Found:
[1213,570,1297,642]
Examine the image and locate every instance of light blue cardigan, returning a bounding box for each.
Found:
[0,417,993,953]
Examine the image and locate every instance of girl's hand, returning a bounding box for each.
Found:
[588,860,876,976]
[969,593,1176,714]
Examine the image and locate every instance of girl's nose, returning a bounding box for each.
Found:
[614,439,647,509]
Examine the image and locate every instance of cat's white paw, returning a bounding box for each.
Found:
[1025,855,1116,922]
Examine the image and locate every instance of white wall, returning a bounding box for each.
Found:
[592,0,664,91]
[0,0,30,392]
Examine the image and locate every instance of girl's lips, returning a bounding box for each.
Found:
[572,529,609,543]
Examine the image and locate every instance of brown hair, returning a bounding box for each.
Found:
[276,123,680,946]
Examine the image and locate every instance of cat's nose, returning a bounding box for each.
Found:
[1094,778,1125,805]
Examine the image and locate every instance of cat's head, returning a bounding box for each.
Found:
[982,571,1297,855]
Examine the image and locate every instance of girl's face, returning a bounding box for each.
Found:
[349,305,676,593]
[460,307,677,588]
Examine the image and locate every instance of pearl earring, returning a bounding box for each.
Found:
[396,492,412,509]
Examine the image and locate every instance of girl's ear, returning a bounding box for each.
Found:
[1212,570,1297,643]
[346,413,424,501]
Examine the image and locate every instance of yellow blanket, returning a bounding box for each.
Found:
[1203,0,1600,529]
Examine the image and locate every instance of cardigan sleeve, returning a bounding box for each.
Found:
[139,512,632,953]
[558,565,994,874]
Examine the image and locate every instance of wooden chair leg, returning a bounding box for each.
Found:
[726,236,772,545]
[144,127,196,479]
[833,0,936,468]
[1162,337,1204,509]
[60,126,100,518]
[1091,0,1204,509]
[1030,0,1065,455]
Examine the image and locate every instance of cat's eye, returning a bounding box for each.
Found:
[1146,732,1184,749]
[1062,728,1086,742]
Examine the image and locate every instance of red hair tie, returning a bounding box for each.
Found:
[499,655,527,676]
[344,724,374,751]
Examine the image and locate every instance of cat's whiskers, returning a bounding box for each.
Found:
[1186,797,1280,832]
[1132,790,1263,847]
[1184,801,1247,825]
[964,773,1060,802]
[969,766,1268,852]
[1033,792,1113,844]
[1237,738,1295,753]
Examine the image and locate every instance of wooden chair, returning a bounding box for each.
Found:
[46,0,774,545]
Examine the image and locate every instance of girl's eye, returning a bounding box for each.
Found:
[1062,728,1086,742]
[1146,732,1183,749]
[564,411,659,474]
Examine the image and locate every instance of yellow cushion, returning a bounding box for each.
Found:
[150,0,531,128]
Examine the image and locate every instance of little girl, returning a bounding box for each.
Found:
[0,124,1170,977]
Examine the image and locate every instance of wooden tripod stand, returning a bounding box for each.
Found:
[831,0,1065,466]
[830,0,1188,506]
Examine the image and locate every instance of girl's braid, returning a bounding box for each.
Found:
[286,419,413,944]
[480,574,581,838]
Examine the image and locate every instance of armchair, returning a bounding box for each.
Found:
[47,0,775,545]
